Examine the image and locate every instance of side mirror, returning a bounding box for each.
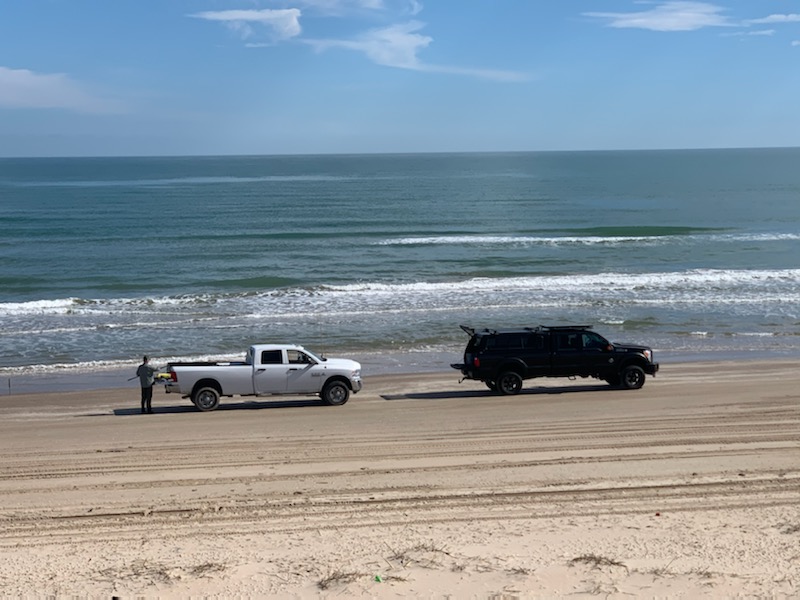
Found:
[605,344,614,352]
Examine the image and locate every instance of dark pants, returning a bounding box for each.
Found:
[141,385,153,413]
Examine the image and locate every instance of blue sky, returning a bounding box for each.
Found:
[0,1,798,157]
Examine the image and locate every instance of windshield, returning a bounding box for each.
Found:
[302,348,324,362]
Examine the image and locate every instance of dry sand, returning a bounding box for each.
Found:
[0,360,798,598]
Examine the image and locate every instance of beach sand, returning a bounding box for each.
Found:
[0,360,798,597]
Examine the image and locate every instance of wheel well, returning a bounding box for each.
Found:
[619,359,647,371]
[496,362,525,378]
[324,376,351,390]
[192,379,222,397]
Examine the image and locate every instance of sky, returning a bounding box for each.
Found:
[0,0,798,157]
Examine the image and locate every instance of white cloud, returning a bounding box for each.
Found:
[287,0,421,16]
[722,29,775,37]
[748,14,800,24]
[309,21,430,69]
[793,40,800,47]
[0,66,124,113]
[585,1,735,32]
[276,0,383,16]
[191,9,302,41]
[304,21,527,81]
[194,4,523,81]
[413,63,530,83]
[407,1,423,16]
[298,0,383,8]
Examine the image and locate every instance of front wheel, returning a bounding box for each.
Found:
[193,386,221,411]
[322,380,350,406]
[496,371,523,395]
[620,366,645,390]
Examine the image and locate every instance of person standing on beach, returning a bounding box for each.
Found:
[136,355,158,414]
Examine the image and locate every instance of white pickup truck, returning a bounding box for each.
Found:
[164,344,362,411]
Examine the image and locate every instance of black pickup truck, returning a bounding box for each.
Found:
[451,325,659,395]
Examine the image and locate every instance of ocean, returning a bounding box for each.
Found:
[1,148,799,392]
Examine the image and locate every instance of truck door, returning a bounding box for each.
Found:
[580,331,614,375]
[550,332,582,376]
[521,332,549,377]
[285,349,323,394]
[253,349,288,393]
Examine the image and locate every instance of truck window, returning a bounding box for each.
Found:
[557,333,580,351]
[495,334,524,349]
[261,350,283,364]
[287,350,311,364]
[582,332,607,350]
[524,334,545,350]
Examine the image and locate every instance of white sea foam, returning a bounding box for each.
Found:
[377,232,800,247]
[3,268,799,319]
[377,235,663,246]
[323,268,800,295]
[0,298,78,315]
[735,332,776,337]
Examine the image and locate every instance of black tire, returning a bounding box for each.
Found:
[485,381,497,392]
[192,386,221,411]
[322,380,350,406]
[496,371,523,395]
[620,366,645,390]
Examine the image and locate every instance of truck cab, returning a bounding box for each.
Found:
[165,344,362,411]
[452,325,658,394]
[250,345,336,395]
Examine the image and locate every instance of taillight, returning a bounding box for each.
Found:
[473,357,480,368]
[170,371,178,382]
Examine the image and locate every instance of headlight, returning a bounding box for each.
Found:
[643,350,652,362]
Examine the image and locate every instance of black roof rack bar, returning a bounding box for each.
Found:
[466,325,593,334]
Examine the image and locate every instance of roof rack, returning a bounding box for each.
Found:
[461,324,594,335]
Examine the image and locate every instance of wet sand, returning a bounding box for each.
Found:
[0,360,798,597]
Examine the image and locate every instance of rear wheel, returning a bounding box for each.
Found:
[620,366,645,389]
[192,386,220,411]
[322,380,350,406]
[485,381,497,392]
[496,371,523,395]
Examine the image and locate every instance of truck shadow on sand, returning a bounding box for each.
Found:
[112,398,327,416]
[381,383,616,401]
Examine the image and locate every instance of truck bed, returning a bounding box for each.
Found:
[167,361,249,368]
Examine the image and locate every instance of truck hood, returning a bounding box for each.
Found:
[611,343,654,357]
[612,343,651,352]
[319,358,361,372]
